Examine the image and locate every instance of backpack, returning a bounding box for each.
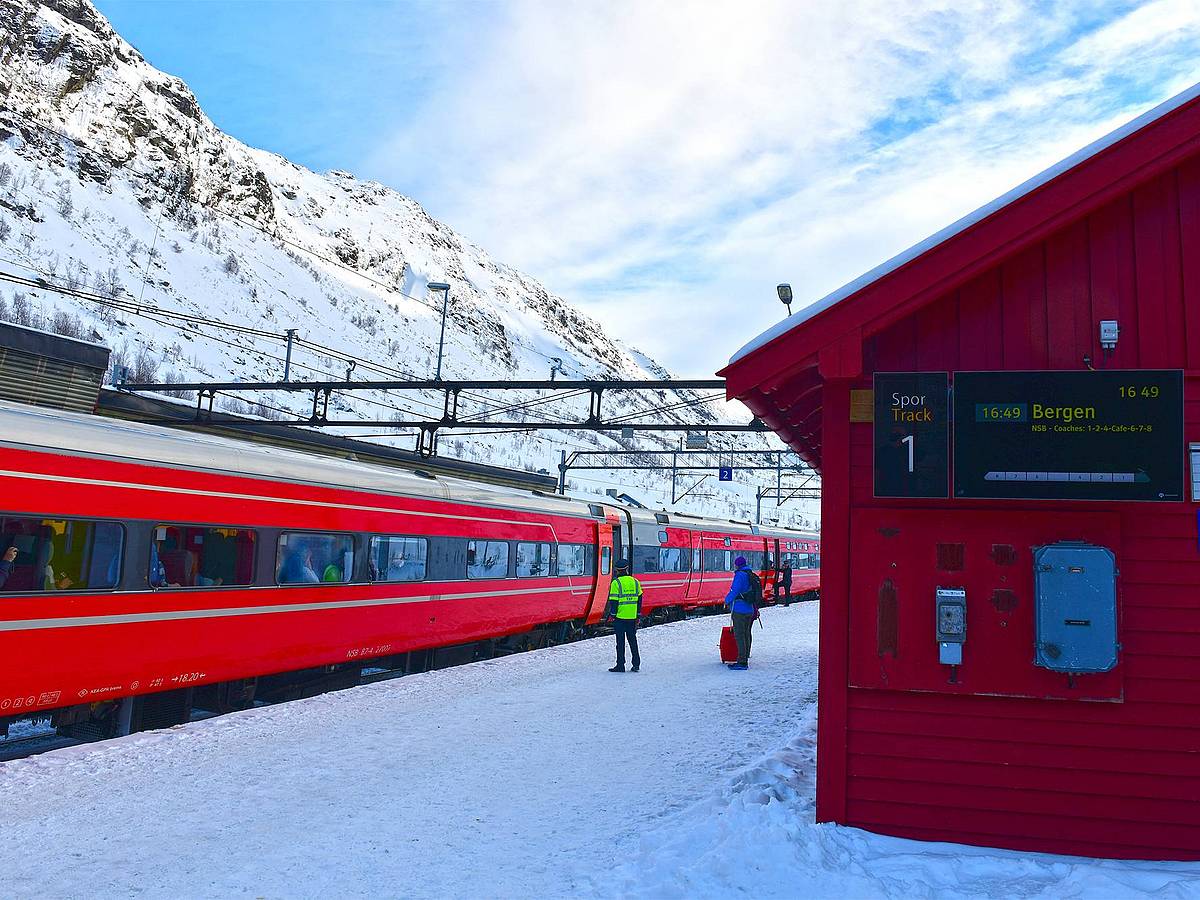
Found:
[742,570,764,609]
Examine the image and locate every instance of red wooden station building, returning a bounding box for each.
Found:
[722,83,1200,860]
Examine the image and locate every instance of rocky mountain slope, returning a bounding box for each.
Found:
[0,0,816,527]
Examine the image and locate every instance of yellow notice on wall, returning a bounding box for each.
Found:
[850,389,874,423]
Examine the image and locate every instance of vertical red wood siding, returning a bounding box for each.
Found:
[723,93,1200,861]
[828,157,1200,860]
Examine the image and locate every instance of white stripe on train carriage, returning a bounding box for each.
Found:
[0,584,595,633]
[0,469,562,532]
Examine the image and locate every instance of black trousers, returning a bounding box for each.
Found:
[731,612,754,665]
[614,618,640,669]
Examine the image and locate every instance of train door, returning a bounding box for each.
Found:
[585,514,617,624]
[770,538,780,599]
[684,529,701,601]
[612,508,632,569]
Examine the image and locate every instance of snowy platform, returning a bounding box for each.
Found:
[3,605,1198,898]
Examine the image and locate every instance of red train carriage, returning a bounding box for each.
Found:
[605,509,820,610]
[0,401,817,735]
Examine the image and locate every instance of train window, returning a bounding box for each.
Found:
[811,553,821,569]
[368,536,427,583]
[692,547,701,571]
[150,525,256,588]
[725,550,733,571]
[600,546,611,575]
[658,547,686,573]
[558,544,586,577]
[723,537,731,547]
[516,542,552,577]
[466,540,509,579]
[0,516,123,592]
[276,532,354,584]
[658,530,668,543]
[633,546,659,573]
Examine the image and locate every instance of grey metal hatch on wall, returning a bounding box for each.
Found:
[1033,542,1119,674]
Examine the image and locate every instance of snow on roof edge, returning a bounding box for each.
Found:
[728,81,1200,367]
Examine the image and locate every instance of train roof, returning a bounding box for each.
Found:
[620,505,817,540]
[0,401,819,539]
[98,388,557,493]
[0,400,602,521]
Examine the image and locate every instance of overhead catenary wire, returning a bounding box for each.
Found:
[0,264,654,446]
[0,272,619,454]
[0,264,440,421]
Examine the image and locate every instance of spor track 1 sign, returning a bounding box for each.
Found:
[873,372,949,499]
[952,370,1184,501]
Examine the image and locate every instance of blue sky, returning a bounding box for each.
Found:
[96,1,1200,374]
[95,1,451,173]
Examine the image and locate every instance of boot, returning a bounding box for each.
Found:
[609,665,625,672]
[630,665,640,673]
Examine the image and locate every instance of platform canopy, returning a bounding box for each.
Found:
[720,81,1200,471]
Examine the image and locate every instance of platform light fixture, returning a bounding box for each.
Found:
[429,282,451,381]
[777,283,793,317]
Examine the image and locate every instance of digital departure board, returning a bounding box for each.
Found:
[953,370,1184,501]
[873,372,949,498]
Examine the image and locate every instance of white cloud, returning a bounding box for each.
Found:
[362,0,1200,373]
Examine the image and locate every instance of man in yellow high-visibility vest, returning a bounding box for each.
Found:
[604,557,643,672]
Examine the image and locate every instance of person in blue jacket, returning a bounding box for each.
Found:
[725,556,757,670]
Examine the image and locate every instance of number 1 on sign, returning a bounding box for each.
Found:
[902,435,914,473]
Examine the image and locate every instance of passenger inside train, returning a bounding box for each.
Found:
[276,532,353,585]
[0,516,122,592]
[368,535,428,583]
[150,525,257,588]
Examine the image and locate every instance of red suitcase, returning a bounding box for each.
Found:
[720,625,738,664]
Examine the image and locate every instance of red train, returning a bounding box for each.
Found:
[0,401,819,737]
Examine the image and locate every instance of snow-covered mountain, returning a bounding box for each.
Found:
[0,0,817,527]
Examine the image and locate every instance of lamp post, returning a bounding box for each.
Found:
[777,283,793,318]
[428,282,451,381]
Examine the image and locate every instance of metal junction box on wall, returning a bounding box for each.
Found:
[935,588,966,665]
[849,508,1123,701]
[1033,542,1119,673]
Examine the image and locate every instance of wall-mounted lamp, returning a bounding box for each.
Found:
[777,283,793,318]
